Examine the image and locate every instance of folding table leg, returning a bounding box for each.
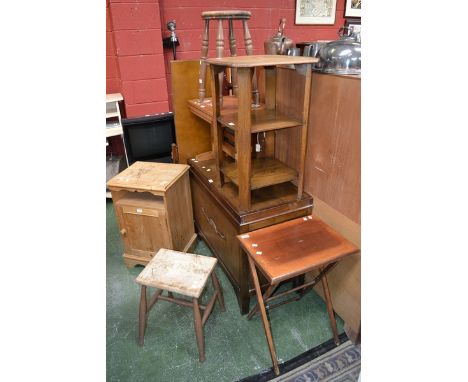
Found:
[321,270,340,345]
[247,255,280,376]
[138,286,147,346]
[247,284,274,320]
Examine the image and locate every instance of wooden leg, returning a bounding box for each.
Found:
[242,20,259,105]
[321,270,340,345]
[193,298,205,362]
[216,19,224,106]
[198,19,209,102]
[211,272,225,312]
[247,255,280,376]
[247,284,274,321]
[228,19,238,96]
[138,285,147,346]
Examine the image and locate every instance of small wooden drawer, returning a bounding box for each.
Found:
[120,205,162,218]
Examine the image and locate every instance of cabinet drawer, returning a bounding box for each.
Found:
[191,177,241,285]
[120,205,162,217]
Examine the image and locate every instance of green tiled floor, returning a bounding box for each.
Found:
[106,200,344,381]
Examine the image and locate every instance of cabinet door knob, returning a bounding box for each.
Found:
[120,228,127,237]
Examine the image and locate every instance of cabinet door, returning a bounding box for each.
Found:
[120,205,171,260]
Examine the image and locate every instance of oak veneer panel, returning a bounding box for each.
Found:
[275,67,307,173]
[171,60,213,164]
[164,171,196,252]
[275,71,361,224]
[308,197,361,339]
[305,73,361,224]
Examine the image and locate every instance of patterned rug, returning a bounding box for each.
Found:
[270,340,361,382]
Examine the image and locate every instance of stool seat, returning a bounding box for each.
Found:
[136,248,225,362]
[136,249,217,298]
[201,10,251,19]
[198,9,259,105]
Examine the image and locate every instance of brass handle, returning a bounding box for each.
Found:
[120,228,127,237]
[201,208,225,240]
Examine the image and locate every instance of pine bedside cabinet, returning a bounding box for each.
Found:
[107,161,197,267]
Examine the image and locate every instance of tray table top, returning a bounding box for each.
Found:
[237,215,359,283]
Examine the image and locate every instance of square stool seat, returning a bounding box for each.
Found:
[135,248,225,362]
[136,249,217,298]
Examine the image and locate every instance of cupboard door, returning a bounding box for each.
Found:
[120,206,171,260]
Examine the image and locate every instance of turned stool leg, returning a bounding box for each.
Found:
[211,272,225,312]
[139,285,147,346]
[228,18,238,96]
[193,297,205,362]
[198,19,209,102]
[242,20,259,106]
[321,269,340,345]
[216,19,225,106]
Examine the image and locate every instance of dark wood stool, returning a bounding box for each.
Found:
[198,10,259,105]
[237,215,359,375]
[135,248,225,362]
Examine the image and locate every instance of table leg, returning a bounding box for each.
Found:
[247,284,275,321]
[321,270,340,345]
[193,297,205,362]
[247,255,280,376]
[211,272,225,312]
[138,285,147,346]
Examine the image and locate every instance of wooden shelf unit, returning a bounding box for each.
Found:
[106,93,128,198]
[207,55,318,212]
[106,93,124,138]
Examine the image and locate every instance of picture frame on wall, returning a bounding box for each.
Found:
[344,0,361,18]
[295,0,337,25]
[345,18,361,35]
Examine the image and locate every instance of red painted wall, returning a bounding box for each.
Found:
[107,0,169,118]
[107,0,347,117]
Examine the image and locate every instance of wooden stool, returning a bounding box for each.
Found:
[237,215,359,375]
[198,10,259,105]
[135,248,225,362]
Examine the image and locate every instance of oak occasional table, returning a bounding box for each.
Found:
[237,215,359,375]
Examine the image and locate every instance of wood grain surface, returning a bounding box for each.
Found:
[136,248,217,298]
[207,55,319,67]
[237,215,358,283]
[107,161,189,194]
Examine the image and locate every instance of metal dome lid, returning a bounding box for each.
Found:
[314,27,361,75]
